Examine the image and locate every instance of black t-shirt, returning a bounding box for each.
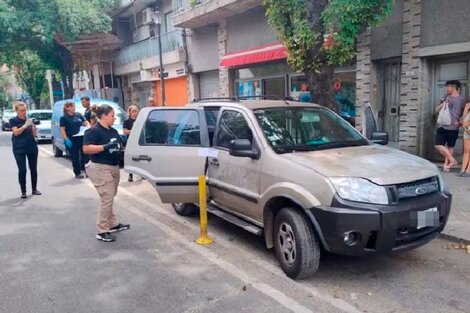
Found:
[83,123,122,166]
[60,113,85,137]
[9,117,38,154]
[84,108,92,123]
[123,118,135,132]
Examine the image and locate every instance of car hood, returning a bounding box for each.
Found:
[281,145,439,185]
[37,121,51,129]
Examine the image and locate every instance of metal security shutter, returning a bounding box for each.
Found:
[199,70,219,99]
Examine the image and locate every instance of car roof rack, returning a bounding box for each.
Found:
[237,95,296,101]
[193,97,239,102]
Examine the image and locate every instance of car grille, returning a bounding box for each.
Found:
[395,176,439,200]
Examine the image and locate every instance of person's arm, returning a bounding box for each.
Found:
[31,124,37,137]
[83,144,105,154]
[83,129,118,155]
[123,128,131,136]
[12,119,32,136]
[83,120,90,128]
[60,127,68,141]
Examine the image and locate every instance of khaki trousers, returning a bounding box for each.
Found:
[86,162,120,233]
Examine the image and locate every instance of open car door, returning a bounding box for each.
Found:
[125,107,209,203]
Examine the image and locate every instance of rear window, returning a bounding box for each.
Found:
[141,110,201,146]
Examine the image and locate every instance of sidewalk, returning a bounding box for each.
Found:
[440,168,470,243]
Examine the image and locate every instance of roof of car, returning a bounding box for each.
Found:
[189,100,322,110]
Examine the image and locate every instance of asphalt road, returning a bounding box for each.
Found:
[0,130,469,313]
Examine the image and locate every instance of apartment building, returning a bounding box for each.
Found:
[357,0,470,160]
[112,0,188,108]
[173,0,356,117]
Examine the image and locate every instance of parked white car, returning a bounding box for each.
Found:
[28,109,52,142]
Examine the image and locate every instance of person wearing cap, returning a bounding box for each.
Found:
[435,80,465,172]
[83,104,130,242]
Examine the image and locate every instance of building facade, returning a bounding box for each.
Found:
[173,0,356,117]
[112,0,189,108]
[356,0,470,160]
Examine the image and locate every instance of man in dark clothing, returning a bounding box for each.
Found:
[435,80,465,171]
[81,96,92,123]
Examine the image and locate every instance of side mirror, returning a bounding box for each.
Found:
[229,139,260,159]
[371,131,388,145]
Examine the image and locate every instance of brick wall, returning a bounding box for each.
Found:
[218,20,230,97]
[399,0,422,154]
[355,27,373,132]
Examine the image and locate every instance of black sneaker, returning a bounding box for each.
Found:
[96,232,116,242]
[109,223,130,233]
[21,193,27,199]
[75,174,85,179]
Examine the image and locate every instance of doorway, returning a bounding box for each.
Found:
[380,58,401,147]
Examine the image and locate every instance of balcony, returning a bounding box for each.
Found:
[114,30,185,75]
[172,0,260,28]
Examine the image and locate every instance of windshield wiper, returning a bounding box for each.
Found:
[273,144,315,153]
[315,140,366,150]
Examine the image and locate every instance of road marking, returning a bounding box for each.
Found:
[38,145,360,313]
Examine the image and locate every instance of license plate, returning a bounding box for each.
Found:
[411,207,439,229]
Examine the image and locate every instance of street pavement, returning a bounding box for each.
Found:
[440,169,470,242]
[1,130,470,313]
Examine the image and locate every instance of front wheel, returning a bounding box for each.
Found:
[274,207,320,279]
[172,203,198,216]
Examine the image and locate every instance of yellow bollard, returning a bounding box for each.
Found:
[196,175,213,245]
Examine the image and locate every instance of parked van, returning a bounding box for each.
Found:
[51,99,126,157]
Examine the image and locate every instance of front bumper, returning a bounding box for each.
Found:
[309,191,452,256]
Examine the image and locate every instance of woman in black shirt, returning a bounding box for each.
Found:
[83,105,129,242]
[10,102,41,199]
[59,101,90,178]
[123,105,139,182]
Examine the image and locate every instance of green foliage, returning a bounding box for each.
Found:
[1,51,50,106]
[323,0,394,65]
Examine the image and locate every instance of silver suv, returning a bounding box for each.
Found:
[125,100,451,279]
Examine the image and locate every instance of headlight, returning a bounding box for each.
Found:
[330,177,389,205]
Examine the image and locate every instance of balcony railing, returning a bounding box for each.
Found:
[115,30,183,66]
[172,0,209,13]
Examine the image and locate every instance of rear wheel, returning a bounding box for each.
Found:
[172,203,198,216]
[274,207,320,279]
[52,139,63,157]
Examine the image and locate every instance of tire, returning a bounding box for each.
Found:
[52,139,63,157]
[274,207,320,279]
[172,203,198,216]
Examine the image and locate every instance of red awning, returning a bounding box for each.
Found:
[220,42,287,68]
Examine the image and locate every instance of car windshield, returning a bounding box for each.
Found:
[28,112,52,121]
[254,107,368,154]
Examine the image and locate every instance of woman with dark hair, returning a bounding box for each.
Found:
[123,105,139,182]
[60,101,90,178]
[10,101,41,198]
[83,104,129,242]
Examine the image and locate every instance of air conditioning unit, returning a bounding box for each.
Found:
[141,8,153,25]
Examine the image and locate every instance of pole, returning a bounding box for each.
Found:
[196,175,213,245]
[157,23,166,107]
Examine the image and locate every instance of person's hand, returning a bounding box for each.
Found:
[65,138,73,148]
[24,119,33,128]
[103,140,119,151]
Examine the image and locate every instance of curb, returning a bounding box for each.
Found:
[439,233,470,245]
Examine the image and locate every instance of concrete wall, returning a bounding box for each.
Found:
[226,6,277,53]
[421,0,470,47]
[370,0,404,60]
[188,25,219,73]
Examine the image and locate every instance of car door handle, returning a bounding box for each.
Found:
[132,155,152,162]
[209,158,219,166]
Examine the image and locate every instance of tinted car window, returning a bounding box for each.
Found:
[215,110,252,149]
[143,110,201,146]
[27,112,52,121]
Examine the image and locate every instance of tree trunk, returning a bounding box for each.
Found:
[305,64,337,112]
